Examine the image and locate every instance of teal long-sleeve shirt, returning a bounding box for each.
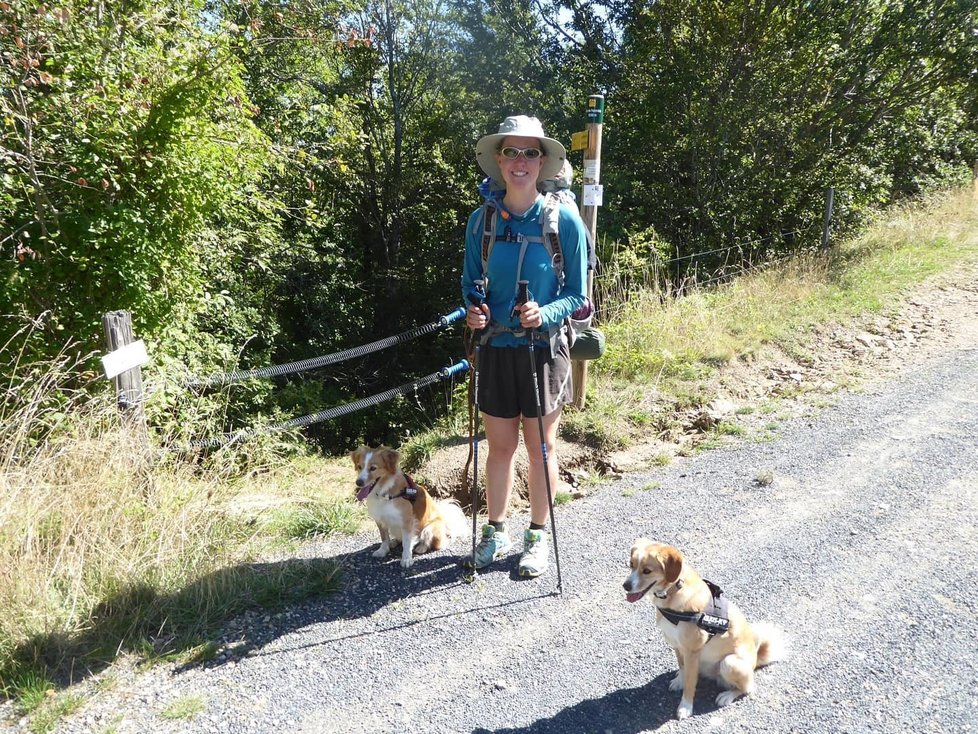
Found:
[461,194,587,348]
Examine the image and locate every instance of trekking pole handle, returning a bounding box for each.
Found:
[467,279,486,307]
[512,279,529,319]
[440,359,470,379]
[440,306,467,326]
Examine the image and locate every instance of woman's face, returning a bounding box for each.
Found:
[496,135,545,192]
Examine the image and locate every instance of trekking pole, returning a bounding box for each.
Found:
[466,280,487,578]
[514,279,564,595]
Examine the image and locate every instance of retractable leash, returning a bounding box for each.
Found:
[466,280,487,578]
[515,280,564,595]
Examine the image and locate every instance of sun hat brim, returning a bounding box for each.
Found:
[475,116,567,183]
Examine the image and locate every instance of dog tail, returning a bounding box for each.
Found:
[436,499,468,538]
[753,622,786,668]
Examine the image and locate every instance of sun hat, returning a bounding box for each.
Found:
[475,115,567,183]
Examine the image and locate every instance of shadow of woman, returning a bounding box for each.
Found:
[470,672,726,733]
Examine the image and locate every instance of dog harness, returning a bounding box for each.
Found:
[388,475,418,503]
[658,580,731,637]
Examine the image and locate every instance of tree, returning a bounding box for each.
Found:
[607,0,978,281]
[0,0,277,372]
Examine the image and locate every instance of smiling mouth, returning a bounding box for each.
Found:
[625,587,650,603]
[355,479,377,503]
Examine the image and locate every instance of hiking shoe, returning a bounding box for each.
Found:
[518,529,549,578]
[464,525,513,569]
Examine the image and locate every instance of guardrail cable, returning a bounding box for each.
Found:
[187,360,470,450]
[187,307,466,389]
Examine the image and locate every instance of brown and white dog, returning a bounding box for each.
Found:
[623,539,784,720]
[351,445,467,568]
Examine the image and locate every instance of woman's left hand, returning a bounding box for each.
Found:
[518,301,543,330]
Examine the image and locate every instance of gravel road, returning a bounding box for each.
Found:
[45,345,978,734]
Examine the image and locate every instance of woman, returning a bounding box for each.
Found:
[461,115,588,578]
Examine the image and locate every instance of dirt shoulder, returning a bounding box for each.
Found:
[419,260,978,502]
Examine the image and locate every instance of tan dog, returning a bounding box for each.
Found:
[623,539,784,719]
[351,445,466,568]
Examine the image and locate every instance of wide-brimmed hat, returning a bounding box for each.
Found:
[475,115,566,183]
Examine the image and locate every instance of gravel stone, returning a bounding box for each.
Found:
[25,344,978,734]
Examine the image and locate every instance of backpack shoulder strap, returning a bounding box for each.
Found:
[541,193,564,289]
[481,202,499,281]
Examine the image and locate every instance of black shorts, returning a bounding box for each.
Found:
[475,341,572,419]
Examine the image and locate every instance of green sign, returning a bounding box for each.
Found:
[586,95,605,124]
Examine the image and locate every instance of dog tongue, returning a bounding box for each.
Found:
[355,483,372,502]
[626,592,645,603]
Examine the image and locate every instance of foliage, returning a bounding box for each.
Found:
[0,0,279,372]
[608,0,978,282]
[2,0,977,453]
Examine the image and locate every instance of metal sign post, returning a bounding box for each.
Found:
[572,93,604,408]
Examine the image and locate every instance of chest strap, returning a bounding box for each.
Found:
[389,474,418,502]
[659,580,730,637]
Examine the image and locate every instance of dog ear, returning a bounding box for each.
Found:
[350,447,360,465]
[378,447,398,473]
[630,538,649,567]
[658,546,684,584]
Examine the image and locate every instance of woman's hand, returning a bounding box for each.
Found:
[517,301,543,330]
[467,303,489,331]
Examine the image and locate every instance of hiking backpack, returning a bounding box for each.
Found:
[475,162,603,359]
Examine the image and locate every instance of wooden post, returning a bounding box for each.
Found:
[821,186,835,251]
[571,93,604,409]
[102,310,149,448]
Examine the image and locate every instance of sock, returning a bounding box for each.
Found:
[529,522,545,531]
[490,520,506,533]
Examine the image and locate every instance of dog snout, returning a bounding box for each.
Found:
[623,579,633,592]
[355,477,365,487]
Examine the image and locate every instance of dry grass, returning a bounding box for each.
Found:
[575,187,978,446]
[0,339,348,708]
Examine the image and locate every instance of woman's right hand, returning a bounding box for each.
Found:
[467,303,490,331]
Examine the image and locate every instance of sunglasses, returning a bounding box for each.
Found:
[499,146,544,160]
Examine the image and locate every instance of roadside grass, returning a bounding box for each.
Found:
[584,187,978,449]
[24,691,85,734]
[0,351,355,717]
[159,694,206,720]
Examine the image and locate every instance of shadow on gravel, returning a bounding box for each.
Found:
[173,542,554,673]
[471,672,725,733]
[1,557,341,695]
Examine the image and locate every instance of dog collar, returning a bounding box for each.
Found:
[653,577,684,599]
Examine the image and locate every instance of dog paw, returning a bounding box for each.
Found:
[716,690,742,707]
[372,547,389,558]
[669,673,684,692]
[676,700,693,720]
[400,557,413,569]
